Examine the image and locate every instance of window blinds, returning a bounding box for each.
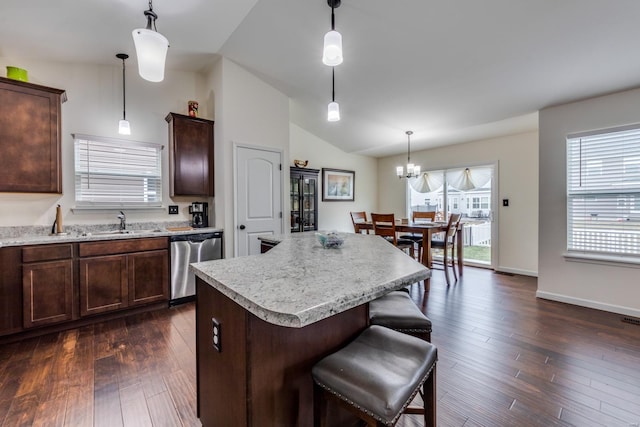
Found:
[567,126,640,257]
[74,134,163,208]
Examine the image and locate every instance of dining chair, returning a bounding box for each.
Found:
[370,213,415,258]
[350,211,369,234]
[430,213,462,285]
[400,211,437,261]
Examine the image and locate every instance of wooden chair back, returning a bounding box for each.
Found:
[445,213,462,241]
[370,213,397,245]
[412,211,436,222]
[350,211,368,234]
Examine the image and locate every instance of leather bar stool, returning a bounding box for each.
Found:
[312,325,437,427]
[369,290,432,341]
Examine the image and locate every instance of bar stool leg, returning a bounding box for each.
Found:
[424,367,437,427]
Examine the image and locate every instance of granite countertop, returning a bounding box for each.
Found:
[0,225,223,247]
[191,232,429,328]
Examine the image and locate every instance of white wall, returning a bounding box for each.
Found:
[0,57,208,229]
[289,124,378,233]
[377,131,539,276]
[539,88,640,317]
[204,58,290,257]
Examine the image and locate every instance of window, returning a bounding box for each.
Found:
[567,125,640,257]
[74,134,163,208]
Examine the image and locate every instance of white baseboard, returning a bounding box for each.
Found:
[495,266,538,277]
[536,290,640,318]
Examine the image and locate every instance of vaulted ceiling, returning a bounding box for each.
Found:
[3,0,640,157]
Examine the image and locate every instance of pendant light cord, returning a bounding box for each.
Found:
[121,57,127,120]
[332,68,336,102]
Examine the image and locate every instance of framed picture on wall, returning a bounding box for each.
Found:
[322,168,355,201]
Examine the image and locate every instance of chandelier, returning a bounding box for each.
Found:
[396,131,421,178]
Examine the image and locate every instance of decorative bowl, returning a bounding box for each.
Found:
[316,232,344,248]
[6,66,28,82]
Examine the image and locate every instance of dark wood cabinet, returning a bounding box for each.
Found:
[165,112,214,197]
[22,244,75,328]
[79,254,128,316]
[290,167,319,233]
[0,76,66,193]
[0,247,23,336]
[128,250,169,306]
[78,238,169,317]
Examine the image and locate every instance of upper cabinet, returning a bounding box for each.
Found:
[0,77,66,193]
[165,113,214,197]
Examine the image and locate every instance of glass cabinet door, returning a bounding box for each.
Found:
[290,167,319,233]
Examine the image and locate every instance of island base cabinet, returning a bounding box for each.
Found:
[196,279,366,427]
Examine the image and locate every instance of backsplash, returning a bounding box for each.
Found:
[0,221,192,239]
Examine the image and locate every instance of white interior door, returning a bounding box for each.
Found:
[235,145,283,257]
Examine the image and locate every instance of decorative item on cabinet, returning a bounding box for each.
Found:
[165,112,214,197]
[0,77,66,193]
[290,167,319,233]
[293,159,308,168]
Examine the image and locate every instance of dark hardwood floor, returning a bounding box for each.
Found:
[1,267,639,426]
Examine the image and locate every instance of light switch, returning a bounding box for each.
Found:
[502,199,509,207]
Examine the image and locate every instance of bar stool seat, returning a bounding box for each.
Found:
[312,325,437,427]
[369,290,432,341]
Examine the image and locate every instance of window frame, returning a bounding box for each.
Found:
[73,133,164,210]
[565,124,640,265]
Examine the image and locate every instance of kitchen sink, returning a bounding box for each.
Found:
[81,229,163,237]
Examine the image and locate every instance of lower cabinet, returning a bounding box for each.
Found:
[79,238,169,317]
[79,255,128,316]
[22,244,75,328]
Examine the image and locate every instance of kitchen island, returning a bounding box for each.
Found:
[192,232,429,427]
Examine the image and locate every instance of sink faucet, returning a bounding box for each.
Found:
[117,211,126,231]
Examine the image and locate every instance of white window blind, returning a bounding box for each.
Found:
[567,126,640,257]
[74,134,163,208]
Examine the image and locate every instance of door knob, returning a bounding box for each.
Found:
[239,224,246,230]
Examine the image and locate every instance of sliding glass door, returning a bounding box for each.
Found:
[407,164,495,267]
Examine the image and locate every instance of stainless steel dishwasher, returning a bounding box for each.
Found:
[170,231,223,305]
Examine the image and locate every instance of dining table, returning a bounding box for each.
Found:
[358,220,464,276]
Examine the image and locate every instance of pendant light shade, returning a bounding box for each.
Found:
[132,0,169,82]
[116,53,131,135]
[119,119,131,135]
[322,0,343,66]
[328,101,340,121]
[323,30,343,66]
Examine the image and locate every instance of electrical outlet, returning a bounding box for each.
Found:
[212,318,221,352]
[168,205,179,214]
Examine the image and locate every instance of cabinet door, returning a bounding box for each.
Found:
[79,255,128,316]
[22,259,73,328]
[166,113,214,197]
[0,247,22,335]
[0,77,65,193]
[128,250,169,306]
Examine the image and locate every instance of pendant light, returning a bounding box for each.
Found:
[396,131,421,178]
[322,0,343,66]
[328,68,340,122]
[132,0,169,82]
[116,53,131,135]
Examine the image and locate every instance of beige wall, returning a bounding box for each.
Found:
[205,58,290,257]
[539,87,640,317]
[377,131,539,276]
[0,57,207,229]
[289,124,378,233]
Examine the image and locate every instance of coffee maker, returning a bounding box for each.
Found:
[189,202,208,228]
